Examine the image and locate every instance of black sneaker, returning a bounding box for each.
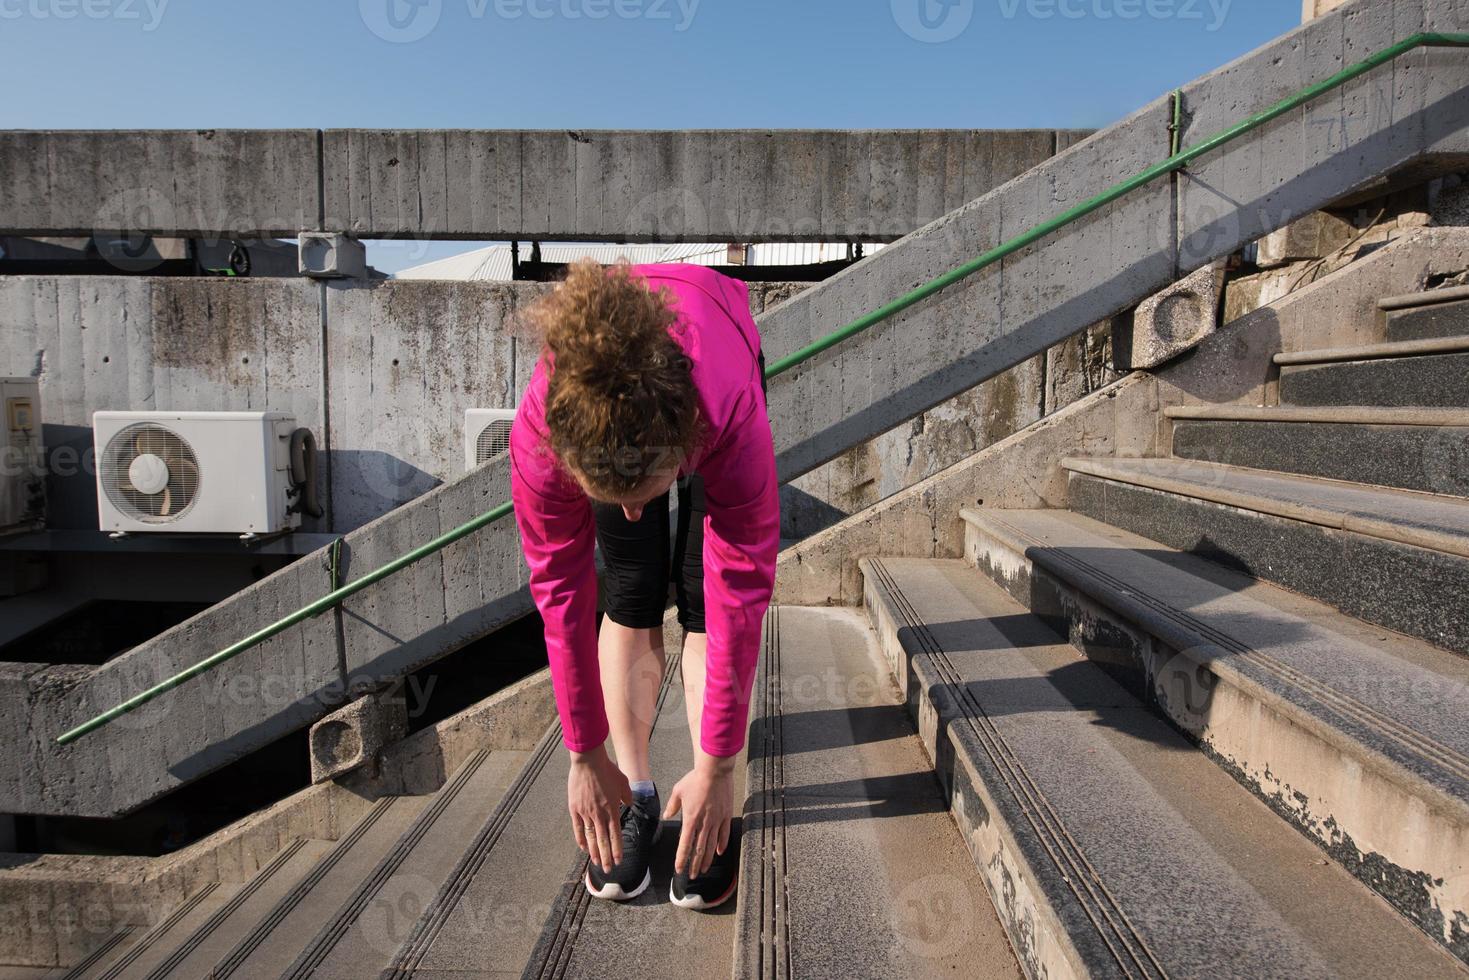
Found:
[584,791,662,901]
[669,818,740,911]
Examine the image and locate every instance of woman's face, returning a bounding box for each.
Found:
[579,467,679,522]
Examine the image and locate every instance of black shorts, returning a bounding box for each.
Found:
[591,350,766,634]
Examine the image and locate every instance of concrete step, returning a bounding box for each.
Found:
[860,556,1467,979]
[1381,289,1469,343]
[206,794,433,979]
[736,606,1019,980]
[1166,405,1469,497]
[375,729,579,979]
[60,880,240,980]
[1061,456,1469,654]
[960,507,1469,964]
[1275,340,1469,408]
[520,647,744,980]
[88,838,335,980]
[270,749,528,980]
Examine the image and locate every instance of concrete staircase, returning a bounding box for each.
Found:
[30,750,529,980]
[15,0,1466,821]
[863,285,1468,973]
[19,262,1469,980]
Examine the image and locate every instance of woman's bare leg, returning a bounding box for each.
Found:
[599,619,666,784]
[680,630,708,748]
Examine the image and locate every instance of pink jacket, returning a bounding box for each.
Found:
[509,264,779,759]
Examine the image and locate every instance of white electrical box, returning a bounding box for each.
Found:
[0,378,45,536]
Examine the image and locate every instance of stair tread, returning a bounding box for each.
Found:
[738,606,1019,980]
[1164,404,1469,425]
[207,794,434,979]
[1274,335,1469,365]
[1063,456,1469,558]
[375,733,578,979]
[959,507,1469,812]
[520,646,742,980]
[76,881,241,980]
[277,749,531,980]
[860,556,1465,979]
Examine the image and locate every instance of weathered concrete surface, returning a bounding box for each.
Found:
[1113,260,1226,370]
[762,0,1469,490]
[307,687,408,784]
[0,130,321,238]
[7,0,1467,820]
[0,668,553,968]
[0,129,1086,242]
[1256,210,1358,267]
[321,129,1087,242]
[773,227,1469,607]
[0,276,808,532]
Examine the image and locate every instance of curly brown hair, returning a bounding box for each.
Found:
[528,259,702,501]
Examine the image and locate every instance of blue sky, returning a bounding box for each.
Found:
[1,0,1300,271]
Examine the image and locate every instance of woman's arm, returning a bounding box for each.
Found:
[692,381,780,758]
[508,425,608,753]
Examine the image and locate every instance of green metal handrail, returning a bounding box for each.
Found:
[56,31,1469,746]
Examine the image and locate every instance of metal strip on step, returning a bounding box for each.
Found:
[281,751,493,980]
[867,558,1169,980]
[211,795,401,980]
[95,882,224,980]
[381,726,565,980]
[980,513,1469,788]
[141,837,311,980]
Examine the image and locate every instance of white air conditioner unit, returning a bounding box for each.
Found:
[1,378,45,536]
[465,409,516,472]
[94,411,318,536]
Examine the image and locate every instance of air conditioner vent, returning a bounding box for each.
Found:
[475,419,513,465]
[101,422,201,523]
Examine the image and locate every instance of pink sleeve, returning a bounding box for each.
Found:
[509,416,608,754]
[694,382,780,758]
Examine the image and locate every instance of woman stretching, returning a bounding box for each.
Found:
[509,259,779,909]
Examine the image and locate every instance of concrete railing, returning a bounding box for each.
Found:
[0,129,1086,243]
[9,0,1469,817]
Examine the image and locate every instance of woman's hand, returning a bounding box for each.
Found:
[567,745,632,873]
[663,750,736,877]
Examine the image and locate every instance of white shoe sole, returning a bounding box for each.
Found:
[584,867,652,901]
[668,876,738,911]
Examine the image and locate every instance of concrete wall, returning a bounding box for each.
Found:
[0,129,1088,242]
[758,0,1469,486]
[5,0,1466,819]
[0,276,805,533]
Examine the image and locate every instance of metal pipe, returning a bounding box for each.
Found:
[56,32,1469,746]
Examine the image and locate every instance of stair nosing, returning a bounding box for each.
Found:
[1164,405,1469,426]
[960,507,1469,820]
[1274,336,1469,365]
[94,882,224,980]
[280,749,496,980]
[1060,456,1469,560]
[139,837,312,980]
[862,557,1168,980]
